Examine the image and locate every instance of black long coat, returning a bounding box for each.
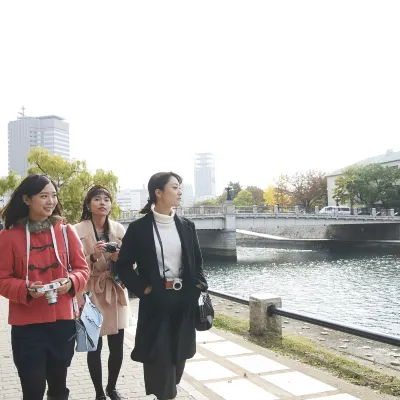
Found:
[116,212,208,363]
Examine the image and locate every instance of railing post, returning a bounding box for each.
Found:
[390,208,395,217]
[314,206,319,214]
[372,208,377,217]
[274,205,279,213]
[294,205,299,214]
[253,205,257,214]
[249,293,282,344]
[200,206,205,215]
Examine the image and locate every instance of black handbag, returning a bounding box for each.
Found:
[195,292,214,331]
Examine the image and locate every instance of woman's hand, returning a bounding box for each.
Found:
[196,284,202,289]
[28,281,45,298]
[144,286,152,295]
[110,248,120,262]
[52,278,72,295]
[93,241,107,261]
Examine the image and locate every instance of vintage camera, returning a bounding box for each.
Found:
[36,279,68,305]
[105,242,119,253]
[166,278,183,291]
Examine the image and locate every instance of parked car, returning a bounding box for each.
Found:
[319,206,351,215]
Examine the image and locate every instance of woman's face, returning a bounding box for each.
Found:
[156,176,182,208]
[88,192,112,217]
[24,183,58,221]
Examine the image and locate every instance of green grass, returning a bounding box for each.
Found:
[213,313,400,396]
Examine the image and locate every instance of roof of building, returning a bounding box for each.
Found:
[36,115,65,121]
[326,149,400,177]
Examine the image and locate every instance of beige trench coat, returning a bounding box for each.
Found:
[74,219,131,336]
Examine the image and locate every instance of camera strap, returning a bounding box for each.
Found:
[151,216,167,282]
[25,223,69,288]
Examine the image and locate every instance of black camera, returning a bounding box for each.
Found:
[105,242,119,253]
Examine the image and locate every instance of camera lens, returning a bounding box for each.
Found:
[173,280,182,291]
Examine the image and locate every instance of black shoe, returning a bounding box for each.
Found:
[106,389,122,400]
[95,395,106,400]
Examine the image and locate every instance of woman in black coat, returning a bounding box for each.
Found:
[116,172,208,400]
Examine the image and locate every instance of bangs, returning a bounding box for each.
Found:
[92,188,112,200]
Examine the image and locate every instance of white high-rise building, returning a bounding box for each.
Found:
[194,153,216,199]
[116,189,141,211]
[8,109,70,177]
[181,183,195,207]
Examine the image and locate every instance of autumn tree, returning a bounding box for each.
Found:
[283,170,327,211]
[28,148,120,223]
[234,190,253,206]
[263,185,275,206]
[273,174,292,207]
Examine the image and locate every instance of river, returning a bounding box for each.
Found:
[204,247,400,336]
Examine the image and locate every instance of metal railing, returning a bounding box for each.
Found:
[208,289,400,347]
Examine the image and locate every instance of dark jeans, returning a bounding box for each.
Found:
[11,320,75,400]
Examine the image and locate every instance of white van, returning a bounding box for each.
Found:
[319,206,351,215]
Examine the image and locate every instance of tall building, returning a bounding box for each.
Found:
[194,153,216,198]
[116,189,141,211]
[8,109,70,177]
[181,183,195,207]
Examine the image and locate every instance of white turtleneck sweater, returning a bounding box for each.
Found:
[151,204,183,279]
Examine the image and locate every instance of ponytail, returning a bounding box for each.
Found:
[140,199,153,215]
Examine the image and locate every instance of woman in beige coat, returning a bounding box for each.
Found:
[74,185,130,400]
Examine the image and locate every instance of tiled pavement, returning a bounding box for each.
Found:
[0,297,392,399]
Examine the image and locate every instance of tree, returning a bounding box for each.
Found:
[234,190,253,206]
[228,181,242,200]
[263,185,275,206]
[333,164,400,208]
[0,171,20,198]
[283,170,327,211]
[273,174,292,207]
[27,148,121,223]
[245,186,264,205]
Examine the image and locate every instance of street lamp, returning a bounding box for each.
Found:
[335,196,340,207]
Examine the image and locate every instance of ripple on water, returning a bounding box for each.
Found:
[204,247,400,336]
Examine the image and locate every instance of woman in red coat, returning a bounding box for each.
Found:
[0,175,89,400]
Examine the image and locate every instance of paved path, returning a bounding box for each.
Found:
[0,297,395,399]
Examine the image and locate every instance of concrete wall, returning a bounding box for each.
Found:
[197,230,237,260]
[247,226,328,239]
[326,223,400,240]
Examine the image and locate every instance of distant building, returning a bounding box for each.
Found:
[194,153,216,198]
[326,149,400,206]
[8,108,70,177]
[181,183,195,207]
[116,189,141,211]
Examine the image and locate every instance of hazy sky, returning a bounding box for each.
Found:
[1,1,399,194]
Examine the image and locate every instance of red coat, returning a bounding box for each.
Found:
[0,221,89,326]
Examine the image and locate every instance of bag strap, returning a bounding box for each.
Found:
[61,225,79,316]
[152,216,168,282]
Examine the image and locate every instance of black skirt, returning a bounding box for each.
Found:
[143,289,187,399]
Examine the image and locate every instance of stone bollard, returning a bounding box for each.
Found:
[200,206,205,215]
[249,293,282,345]
[315,206,319,214]
[274,205,279,213]
[372,208,376,217]
[294,205,299,214]
[253,205,258,214]
[390,209,395,217]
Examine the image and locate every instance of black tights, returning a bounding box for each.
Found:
[87,329,124,397]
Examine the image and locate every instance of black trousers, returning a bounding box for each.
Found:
[11,320,75,400]
[143,289,186,399]
[87,329,125,396]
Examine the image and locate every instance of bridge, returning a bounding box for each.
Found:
[118,203,400,260]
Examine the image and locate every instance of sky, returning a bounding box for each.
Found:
[1,1,399,194]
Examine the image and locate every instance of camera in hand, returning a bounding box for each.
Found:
[36,279,68,305]
[105,242,119,253]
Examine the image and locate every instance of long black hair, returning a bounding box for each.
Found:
[80,185,113,234]
[140,172,183,214]
[2,174,62,230]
